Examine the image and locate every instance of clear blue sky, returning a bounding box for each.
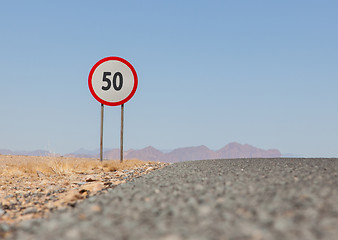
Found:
[1,1,337,157]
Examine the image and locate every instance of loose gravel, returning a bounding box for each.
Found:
[4,158,338,240]
[0,161,167,226]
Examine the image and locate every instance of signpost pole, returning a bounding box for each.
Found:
[120,104,124,163]
[100,103,104,162]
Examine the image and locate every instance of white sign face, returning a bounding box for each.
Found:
[88,57,138,106]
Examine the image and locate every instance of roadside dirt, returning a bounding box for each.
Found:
[0,155,168,227]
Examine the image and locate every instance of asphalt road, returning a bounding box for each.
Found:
[5,158,338,240]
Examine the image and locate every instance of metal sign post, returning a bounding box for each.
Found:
[120,104,124,163]
[100,103,104,162]
[88,56,138,163]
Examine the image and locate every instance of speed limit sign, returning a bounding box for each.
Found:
[88,56,138,163]
[88,56,138,106]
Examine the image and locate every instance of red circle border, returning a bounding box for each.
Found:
[88,56,138,106]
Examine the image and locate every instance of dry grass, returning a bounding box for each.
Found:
[0,155,152,178]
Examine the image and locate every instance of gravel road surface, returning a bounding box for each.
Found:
[4,158,338,240]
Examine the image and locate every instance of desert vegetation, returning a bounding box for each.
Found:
[0,155,152,177]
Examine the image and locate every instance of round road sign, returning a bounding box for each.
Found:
[88,57,138,106]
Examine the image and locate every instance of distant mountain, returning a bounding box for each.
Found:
[65,148,102,158]
[155,142,281,163]
[161,145,217,163]
[0,149,13,155]
[125,146,163,162]
[216,142,281,159]
[1,142,282,162]
[0,149,53,156]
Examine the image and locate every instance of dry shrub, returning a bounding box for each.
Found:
[0,155,152,178]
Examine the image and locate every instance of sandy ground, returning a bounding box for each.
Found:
[0,155,167,229]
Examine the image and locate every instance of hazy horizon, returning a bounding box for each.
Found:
[0,142,302,158]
